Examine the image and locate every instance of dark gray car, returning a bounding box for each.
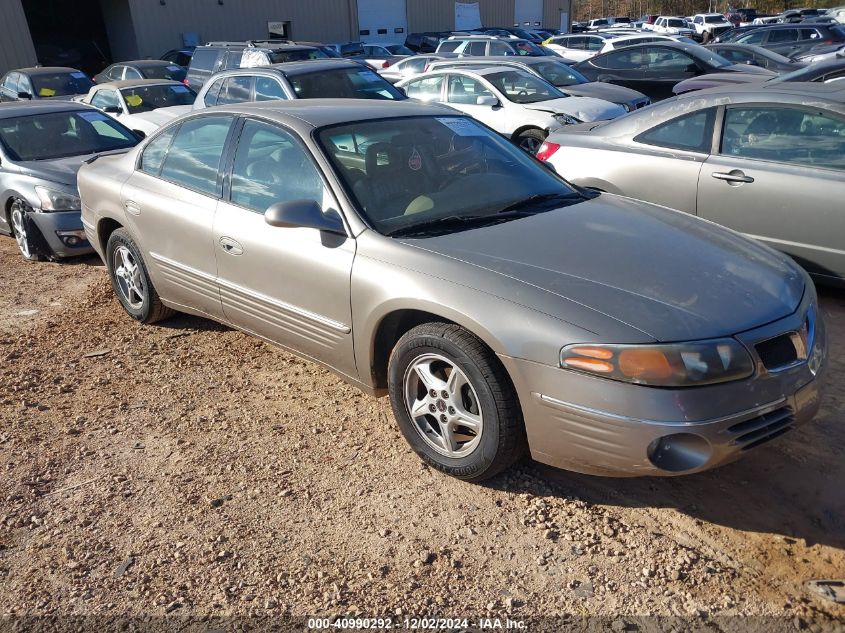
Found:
[541,83,845,284]
[0,67,94,102]
[0,101,139,260]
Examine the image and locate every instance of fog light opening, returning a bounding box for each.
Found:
[647,433,712,472]
[56,230,89,248]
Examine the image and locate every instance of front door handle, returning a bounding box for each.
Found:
[712,170,754,185]
[219,236,243,256]
[124,200,141,215]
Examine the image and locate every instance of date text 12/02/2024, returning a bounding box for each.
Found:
[307,617,527,629]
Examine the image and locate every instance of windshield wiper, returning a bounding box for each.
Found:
[496,191,582,214]
[386,193,581,238]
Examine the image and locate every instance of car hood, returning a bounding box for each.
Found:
[402,194,804,341]
[522,96,627,122]
[723,63,777,75]
[15,155,93,188]
[131,105,192,125]
[674,71,766,93]
[563,82,648,105]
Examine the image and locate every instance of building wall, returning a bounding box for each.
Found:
[126,0,358,59]
[544,0,573,30]
[0,1,37,74]
[101,0,140,62]
[407,0,566,32]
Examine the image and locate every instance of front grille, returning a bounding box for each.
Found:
[756,334,799,370]
[728,405,794,451]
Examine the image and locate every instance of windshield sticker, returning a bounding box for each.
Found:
[171,85,190,93]
[71,72,88,79]
[125,95,143,107]
[78,111,109,122]
[357,69,380,81]
[39,88,56,97]
[408,147,422,171]
[436,117,485,136]
[167,65,182,71]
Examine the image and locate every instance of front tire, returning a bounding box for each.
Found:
[9,199,47,261]
[515,128,547,154]
[388,322,526,482]
[106,228,173,323]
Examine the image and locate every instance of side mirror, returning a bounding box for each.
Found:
[132,129,146,139]
[265,200,345,235]
[477,95,499,106]
[17,92,32,100]
[103,105,122,114]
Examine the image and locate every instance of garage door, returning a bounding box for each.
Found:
[357,0,408,46]
[515,0,543,27]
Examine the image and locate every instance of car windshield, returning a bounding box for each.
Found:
[318,116,581,237]
[29,71,94,97]
[141,64,187,81]
[667,19,685,27]
[0,110,137,161]
[705,16,727,23]
[531,61,589,86]
[485,70,563,103]
[268,48,329,63]
[119,84,196,113]
[289,67,405,99]
[387,45,414,55]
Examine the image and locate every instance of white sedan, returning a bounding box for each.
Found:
[77,79,195,135]
[398,67,625,152]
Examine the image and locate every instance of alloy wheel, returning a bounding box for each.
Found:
[113,245,146,310]
[10,202,31,259]
[519,136,543,153]
[403,353,483,458]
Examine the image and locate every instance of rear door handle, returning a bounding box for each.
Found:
[712,171,754,184]
[124,200,141,215]
[219,236,243,256]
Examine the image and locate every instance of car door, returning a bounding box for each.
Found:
[213,118,356,372]
[763,28,798,55]
[120,115,236,319]
[639,46,700,100]
[443,74,510,134]
[697,104,845,280]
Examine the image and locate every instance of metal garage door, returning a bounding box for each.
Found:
[515,0,543,27]
[357,0,408,46]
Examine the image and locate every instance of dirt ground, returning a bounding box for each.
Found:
[0,237,843,632]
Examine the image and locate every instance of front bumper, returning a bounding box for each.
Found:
[499,299,827,477]
[29,209,93,258]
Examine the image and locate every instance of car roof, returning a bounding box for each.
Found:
[115,60,176,67]
[680,81,845,103]
[196,99,459,129]
[419,66,535,78]
[212,59,363,77]
[90,79,185,89]
[0,100,92,119]
[12,67,83,75]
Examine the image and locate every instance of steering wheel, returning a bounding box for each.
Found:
[517,90,528,97]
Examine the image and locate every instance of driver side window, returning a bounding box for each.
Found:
[229,120,325,213]
[446,75,493,105]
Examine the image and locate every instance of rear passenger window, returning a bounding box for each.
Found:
[467,41,487,56]
[255,76,286,101]
[216,76,253,105]
[404,75,444,101]
[437,41,461,53]
[636,108,715,152]
[768,29,797,43]
[159,116,233,195]
[489,41,512,56]
[204,77,225,106]
[140,127,177,175]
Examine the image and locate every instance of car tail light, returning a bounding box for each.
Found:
[535,141,560,161]
[183,79,190,86]
[382,60,390,68]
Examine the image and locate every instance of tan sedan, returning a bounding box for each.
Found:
[78,100,825,481]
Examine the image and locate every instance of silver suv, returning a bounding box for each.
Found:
[435,36,548,57]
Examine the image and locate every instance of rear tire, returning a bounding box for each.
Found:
[106,228,173,323]
[515,128,547,154]
[388,322,527,482]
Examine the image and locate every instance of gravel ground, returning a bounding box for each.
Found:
[0,238,843,632]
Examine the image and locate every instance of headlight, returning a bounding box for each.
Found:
[553,113,580,125]
[35,186,81,212]
[560,339,754,387]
